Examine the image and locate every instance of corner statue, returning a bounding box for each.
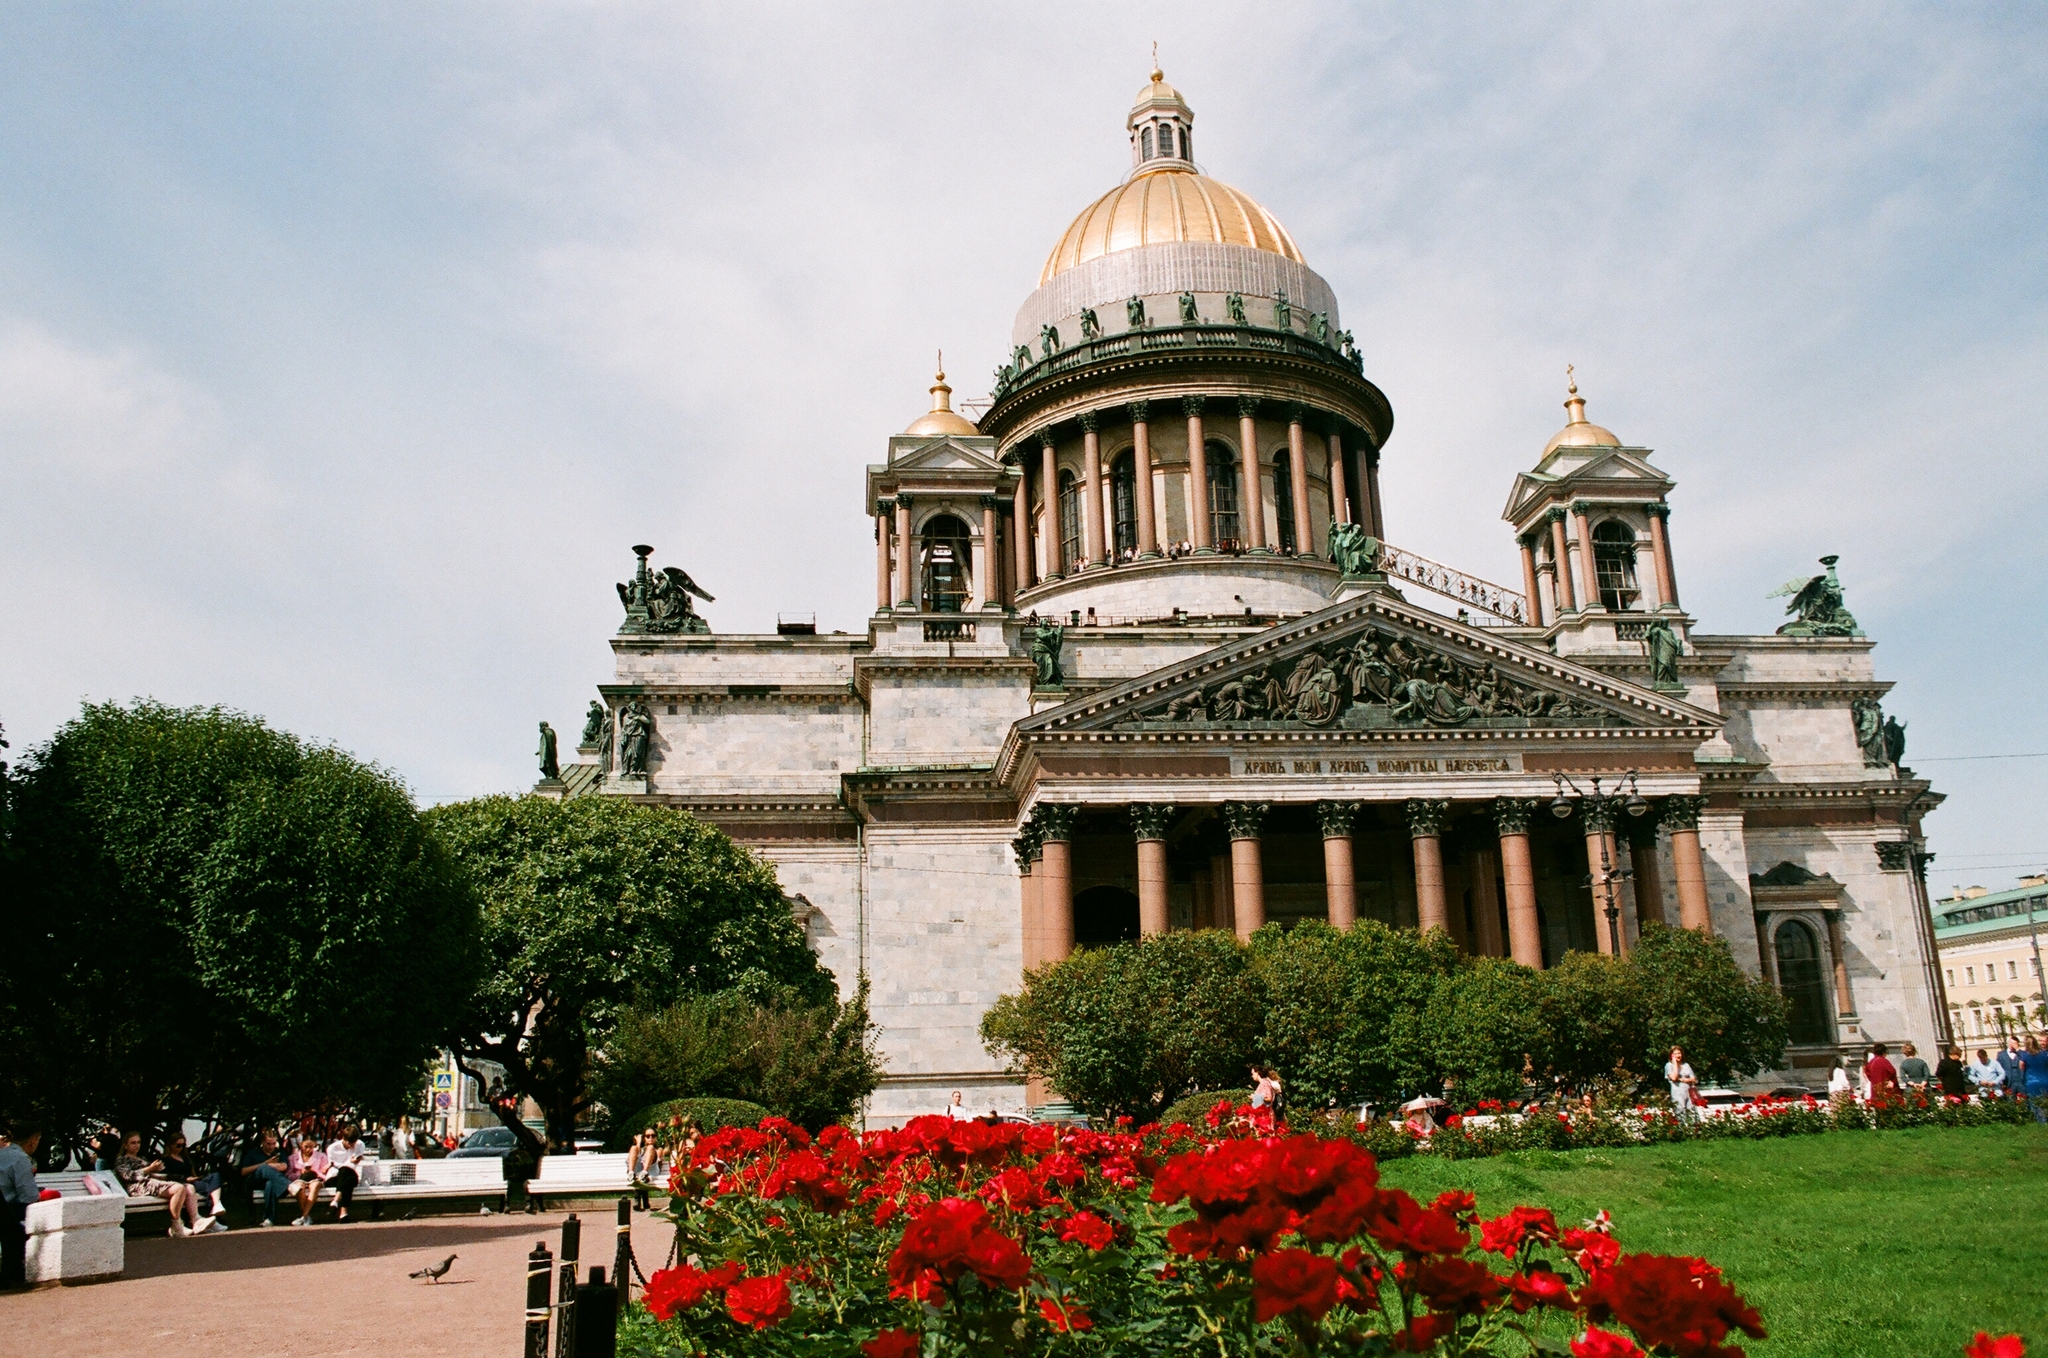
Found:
[1028,618,1065,688]
[580,699,606,748]
[617,699,653,775]
[536,721,559,781]
[1328,522,1382,578]
[1772,555,1860,637]
[617,545,713,635]
[1643,616,1682,687]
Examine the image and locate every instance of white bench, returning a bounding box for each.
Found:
[26,1178,126,1284]
[38,1169,169,1227]
[249,1157,508,1218]
[525,1152,643,1208]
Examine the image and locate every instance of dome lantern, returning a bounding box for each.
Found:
[1128,53,1195,172]
[903,352,980,438]
[1541,364,1622,458]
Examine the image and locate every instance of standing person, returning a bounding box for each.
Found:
[1897,1042,1932,1093]
[1268,1068,1286,1122]
[236,1130,293,1227]
[1999,1038,2026,1099]
[1827,1057,1854,1104]
[326,1125,371,1223]
[286,1135,329,1226]
[2023,1035,2048,1123]
[1935,1046,1969,1098]
[0,1124,39,1291]
[1664,1047,1699,1124]
[1969,1049,2006,1094]
[1862,1044,1900,1101]
[945,1091,971,1121]
[1248,1067,1276,1110]
[113,1131,203,1237]
[391,1119,414,1160]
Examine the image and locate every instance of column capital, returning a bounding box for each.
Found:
[978,494,1001,510]
[1221,801,1268,840]
[1012,824,1041,872]
[1658,794,1708,832]
[1546,506,1569,526]
[1569,499,1593,518]
[1580,797,1621,834]
[1038,431,1056,451]
[1644,500,1672,520]
[1079,410,1100,433]
[1033,803,1079,843]
[1286,402,1308,426]
[1236,395,1259,419]
[1315,799,1361,838]
[1491,797,1539,836]
[1181,394,1206,418]
[1129,802,1177,841]
[1874,840,1914,873]
[895,493,913,510]
[1127,399,1151,423]
[1516,529,1539,549]
[1405,798,1451,839]
[876,496,896,515]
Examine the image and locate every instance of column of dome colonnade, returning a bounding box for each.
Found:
[1235,398,1267,552]
[1661,795,1713,933]
[1184,397,1211,551]
[1080,411,1106,569]
[1011,468,1035,592]
[1131,803,1176,936]
[1039,436,1061,580]
[1129,401,1159,556]
[1286,407,1314,556]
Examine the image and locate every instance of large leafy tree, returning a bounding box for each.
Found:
[1425,956,1549,1104]
[1630,922,1789,1082]
[424,794,834,1162]
[1,701,475,1162]
[980,930,1264,1123]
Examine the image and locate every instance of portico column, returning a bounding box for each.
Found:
[1237,397,1268,552]
[1034,804,1078,961]
[976,496,999,610]
[1518,533,1545,627]
[1131,803,1176,937]
[1571,500,1601,612]
[1039,435,1061,579]
[1011,469,1035,592]
[1548,509,1577,613]
[1129,401,1158,557]
[1824,911,1856,1016]
[1325,427,1351,527]
[1080,412,1106,568]
[1629,820,1667,928]
[1185,396,1212,551]
[1365,444,1386,539]
[1583,799,1624,955]
[1646,502,1681,610]
[1494,798,1544,967]
[1223,802,1267,938]
[1469,841,1504,957]
[1317,800,1359,929]
[1407,798,1451,939]
[875,500,894,612]
[1285,407,1314,556]
[1661,796,1713,933]
[894,494,915,609]
[1013,828,1041,972]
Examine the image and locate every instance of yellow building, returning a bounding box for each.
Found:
[1934,875,2048,1045]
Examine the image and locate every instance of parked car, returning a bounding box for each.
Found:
[449,1125,520,1159]
[1693,1087,1748,1117]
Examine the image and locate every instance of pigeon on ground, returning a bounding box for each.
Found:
[409,1253,459,1283]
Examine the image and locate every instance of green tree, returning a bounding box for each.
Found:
[1534,950,1653,1087]
[1,701,474,1160]
[1251,920,1459,1112]
[1425,956,1548,1104]
[425,794,834,1163]
[980,931,1263,1123]
[1631,922,1790,1081]
[593,979,881,1134]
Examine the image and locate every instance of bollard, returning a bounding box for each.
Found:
[555,1213,581,1358]
[614,1198,632,1300]
[572,1266,618,1358]
[524,1242,553,1358]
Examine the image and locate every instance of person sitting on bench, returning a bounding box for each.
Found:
[286,1135,330,1226]
[325,1124,371,1224]
[114,1131,206,1237]
[159,1132,228,1228]
[237,1129,292,1226]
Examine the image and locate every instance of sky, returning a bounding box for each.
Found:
[2,3,2044,892]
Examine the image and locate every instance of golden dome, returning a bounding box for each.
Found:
[1541,367,1621,457]
[904,358,979,437]
[1039,166,1305,285]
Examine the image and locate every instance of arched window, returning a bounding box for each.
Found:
[1593,520,1642,611]
[1110,451,1138,559]
[1273,450,1296,553]
[919,513,972,614]
[1163,125,1178,158]
[1057,470,1081,575]
[1141,126,1154,160]
[1774,920,1833,1045]
[1207,443,1240,547]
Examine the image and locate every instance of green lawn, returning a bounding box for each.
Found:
[1379,1123,2048,1357]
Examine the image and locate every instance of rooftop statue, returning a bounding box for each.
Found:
[580,699,607,748]
[1078,307,1100,340]
[1883,714,1907,768]
[1226,292,1246,325]
[1643,616,1682,688]
[1850,697,1890,768]
[1178,291,1201,325]
[1040,324,1061,359]
[1310,311,1330,345]
[536,721,559,781]
[617,545,714,635]
[1028,618,1065,688]
[1772,555,1861,637]
[1272,288,1291,332]
[1126,295,1147,329]
[1328,522,1382,578]
[617,699,653,776]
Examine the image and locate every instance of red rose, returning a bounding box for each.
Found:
[963,1224,1032,1290]
[862,1329,921,1358]
[1965,1335,2026,1358]
[1038,1298,1093,1332]
[1365,1190,1471,1257]
[1056,1210,1115,1250]
[1390,1313,1457,1351]
[642,1261,742,1319]
[1578,1253,1765,1353]
[977,1166,1042,1211]
[890,1198,985,1285]
[1507,1267,1575,1313]
[1571,1327,1646,1358]
[1408,1257,1506,1316]
[1250,1248,1343,1324]
[724,1272,793,1330]
[1481,1205,1560,1257]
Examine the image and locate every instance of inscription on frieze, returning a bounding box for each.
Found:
[1231,754,1521,778]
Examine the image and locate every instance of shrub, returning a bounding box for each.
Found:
[1425,957,1547,1104]
[610,1097,772,1150]
[1631,922,1790,1080]
[1158,1089,1249,1128]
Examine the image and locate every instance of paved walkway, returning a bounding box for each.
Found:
[7,1207,676,1357]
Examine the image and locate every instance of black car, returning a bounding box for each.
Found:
[448,1125,520,1159]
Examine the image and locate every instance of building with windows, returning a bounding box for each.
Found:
[1934,877,2048,1045]
[557,70,1947,1119]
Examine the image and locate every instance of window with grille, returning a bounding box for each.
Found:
[1208,444,1239,547]
[1057,471,1081,574]
[1592,520,1641,611]
[1110,452,1138,558]
[1273,451,1296,552]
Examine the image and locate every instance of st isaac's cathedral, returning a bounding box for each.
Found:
[554,70,1946,1122]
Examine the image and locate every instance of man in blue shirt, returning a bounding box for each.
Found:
[2023,1036,2048,1123]
[0,1123,41,1291]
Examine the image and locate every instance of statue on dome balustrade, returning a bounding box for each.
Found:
[1126,295,1147,329]
[1079,307,1100,340]
[1039,325,1061,359]
[1328,522,1382,577]
[1310,311,1330,345]
[1178,292,1201,325]
[1226,292,1246,325]
[1271,288,1291,331]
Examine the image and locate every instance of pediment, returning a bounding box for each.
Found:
[888,436,1003,473]
[1502,449,1673,524]
[1019,588,1721,738]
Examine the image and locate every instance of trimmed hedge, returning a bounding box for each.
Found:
[608,1096,772,1151]
[1158,1088,1248,1129]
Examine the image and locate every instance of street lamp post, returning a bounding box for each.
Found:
[1551,771,1652,955]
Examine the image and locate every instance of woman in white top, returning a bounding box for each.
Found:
[1827,1058,1854,1103]
[325,1125,372,1223]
